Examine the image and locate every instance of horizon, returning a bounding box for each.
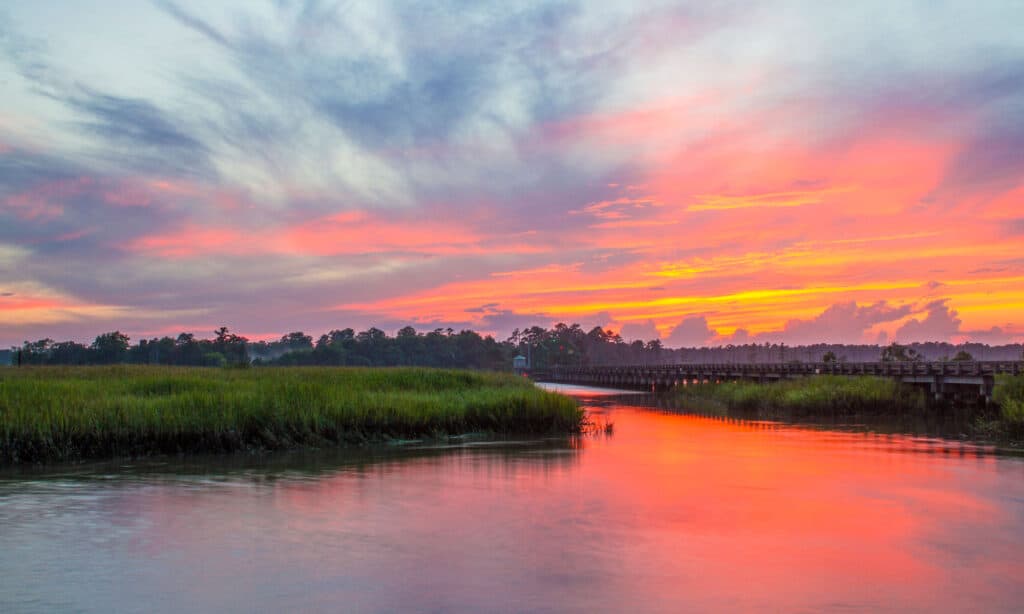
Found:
[6,321,1024,354]
[3,2,1024,348]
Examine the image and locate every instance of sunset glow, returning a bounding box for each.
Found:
[1,2,1022,345]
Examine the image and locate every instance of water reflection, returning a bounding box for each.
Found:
[594,387,1014,455]
[0,437,582,484]
[1,390,1023,613]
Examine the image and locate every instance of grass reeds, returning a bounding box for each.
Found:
[0,366,582,464]
[983,375,1024,441]
[994,375,1024,423]
[674,375,926,417]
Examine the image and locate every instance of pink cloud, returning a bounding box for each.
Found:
[894,299,963,343]
[4,177,95,220]
[0,296,63,312]
[665,316,715,347]
[102,183,155,207]
[123,210,508,260]
[277,211,485,256]
[620,319,660,342]
[127,225,249,258]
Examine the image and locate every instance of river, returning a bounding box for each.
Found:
[1,385,1023,612]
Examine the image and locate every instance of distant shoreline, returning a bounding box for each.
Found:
[669,375,1024,446]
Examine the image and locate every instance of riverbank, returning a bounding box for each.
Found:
[976,374,1024,442]
[673,375,926,416]
[0,366,583,464]
[673,374,1024,445]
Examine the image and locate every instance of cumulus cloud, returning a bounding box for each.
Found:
[664,315,715,347]
[619,319,660,343]
[894,299,962,343]
[727,328,751,344]
[742,299,1013,346]
[476,307,551,335]
[960,326,1014,344]
[574,311,616,334]
[764,301,914,345]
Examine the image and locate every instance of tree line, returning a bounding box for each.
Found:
[5,324,1023,368]
[6,326,512,369]
[5,323,661,368]
[10,327,249,367]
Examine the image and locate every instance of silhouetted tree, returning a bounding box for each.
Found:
[280,332,313,352]
[881,342,922,362]
[50,341,90,365]
[212,327,248,364]
[91,331,130,364]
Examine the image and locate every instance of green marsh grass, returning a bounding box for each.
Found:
[994,375,1024,423]
[674,375,925,417]
[0,366,582,464]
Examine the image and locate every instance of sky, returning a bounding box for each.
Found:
[1,1,1023,348]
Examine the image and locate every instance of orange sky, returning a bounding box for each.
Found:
[1,2,1022,346]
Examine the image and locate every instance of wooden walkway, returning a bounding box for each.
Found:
[530,361,1024,403]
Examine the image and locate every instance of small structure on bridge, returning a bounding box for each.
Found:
[513,355,528,373]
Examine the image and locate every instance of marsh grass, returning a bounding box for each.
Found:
[994,375,1024,422]
[580,414,615,436]
[990,375,1024,442]
[674,376,925,418]
[0,366,582,464]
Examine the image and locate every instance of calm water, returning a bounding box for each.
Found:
[2,386,1023,613]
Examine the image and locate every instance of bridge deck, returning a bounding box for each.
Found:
[530,361,1023,403]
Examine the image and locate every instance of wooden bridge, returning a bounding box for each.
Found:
[530,361,1024,404]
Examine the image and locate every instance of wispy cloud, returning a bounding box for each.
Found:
[0,1,1022,345]
[688,187,855,212]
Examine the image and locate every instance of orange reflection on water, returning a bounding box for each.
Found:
[567,407,1018,610]
[30,395,1023,612]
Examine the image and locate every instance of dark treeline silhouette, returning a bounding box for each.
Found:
[508,326,1023,365]
[7,326,511,369]
[11,327,249,367]
[251,327,510,369]
[664,341,1023,364]
[6,323,1023,368]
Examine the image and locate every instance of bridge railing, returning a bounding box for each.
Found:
[532,361,1023,379]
